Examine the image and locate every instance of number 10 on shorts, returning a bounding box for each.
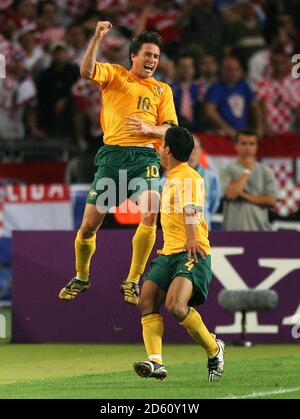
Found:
[146,166,159,178]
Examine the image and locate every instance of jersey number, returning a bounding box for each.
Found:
[146,166,159,178]
[137,96,151,111]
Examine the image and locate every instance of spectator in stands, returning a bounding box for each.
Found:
[255,47,300,136]
[56,0,92,27]
[17,23,50,76]
[133,0,182,57]
[37,0,65,47]
[79,9,103,41]
[220,128,277,231]
[172,54,201,131]
[14,0,38,23]
[248,14,297,86]
[97,0,146,38]
[197,53,219,129]
[188,135,221,229]
[0,50,44,140]
[66,24,87,67]
[224,1,265,70]
[205,57,262,140]
[197,54,219,102]
[37,41,80,138]
[218,3,240,26]
[247,43,272,87]
[101,36,127,67]
[180,0,223,59]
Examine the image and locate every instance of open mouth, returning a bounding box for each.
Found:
[144,64,154,72]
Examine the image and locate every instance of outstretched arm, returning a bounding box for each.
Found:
[80,21,112,80]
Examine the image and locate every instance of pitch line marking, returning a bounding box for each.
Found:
[221,387,300,399]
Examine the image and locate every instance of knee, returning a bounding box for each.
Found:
[138,294,160,316]
[79,225,97,239]
[165,301,187,321]
[138,296,153,315]
[141,212,157,226]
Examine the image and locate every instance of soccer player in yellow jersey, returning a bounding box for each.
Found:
[58,22,177,305]
[133,126,225,382]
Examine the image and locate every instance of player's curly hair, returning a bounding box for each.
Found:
[129,31,163,66]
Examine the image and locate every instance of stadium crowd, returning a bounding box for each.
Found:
[0,0,300,227]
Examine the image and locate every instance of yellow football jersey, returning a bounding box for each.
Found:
[160,162,210,256]
[92,62,178,146]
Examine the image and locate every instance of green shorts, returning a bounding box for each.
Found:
[144,252,212,306]
[86,145,160,207]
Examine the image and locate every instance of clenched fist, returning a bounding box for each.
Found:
[94,21,113,39]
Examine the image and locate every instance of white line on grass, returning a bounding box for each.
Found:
[221,387,300,399]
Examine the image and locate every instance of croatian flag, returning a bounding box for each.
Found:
[1,184,73,237]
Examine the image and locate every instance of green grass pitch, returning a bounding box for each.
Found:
[1,343,300,399]
[0,309,299,399]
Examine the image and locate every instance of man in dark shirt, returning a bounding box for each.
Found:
[38,41,80,137]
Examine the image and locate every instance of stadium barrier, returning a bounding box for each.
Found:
[12,231,300,343]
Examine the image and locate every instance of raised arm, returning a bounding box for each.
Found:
[80,21,112,80]
[225,169,251,200]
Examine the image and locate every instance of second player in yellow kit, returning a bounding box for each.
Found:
[133,126,225,382]
[58,22,177,305]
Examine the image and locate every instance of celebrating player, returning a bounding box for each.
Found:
[133,126,225,382]
[59,22,177,305]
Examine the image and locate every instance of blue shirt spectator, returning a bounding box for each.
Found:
[205,57,260,140]
[206,79,254,130]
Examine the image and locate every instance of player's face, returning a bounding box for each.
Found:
[236,134,258,158]
[131,43,160,79]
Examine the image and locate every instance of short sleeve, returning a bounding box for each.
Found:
[263,167,278,198]
[182,176,205,213]
[92,62,116,88]
[157,84,178,125]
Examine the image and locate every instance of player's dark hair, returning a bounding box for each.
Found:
[165,126,194,162]
[235,128,258,143]
[129,31,162,65]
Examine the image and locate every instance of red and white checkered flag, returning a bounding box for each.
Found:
[262,158,300,217]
